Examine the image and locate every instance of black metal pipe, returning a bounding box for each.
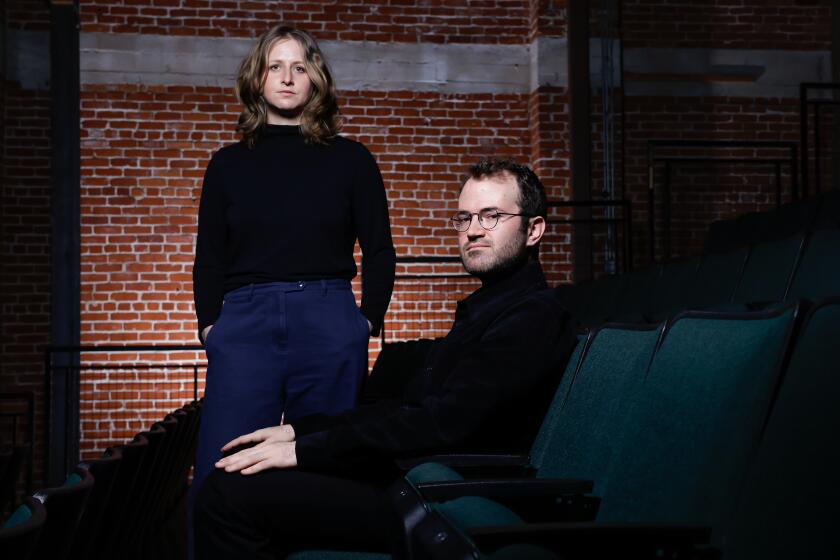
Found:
[815,102,822,194]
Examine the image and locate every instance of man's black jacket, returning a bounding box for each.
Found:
[292,261,576,476]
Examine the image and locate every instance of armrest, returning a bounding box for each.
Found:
[469,521,710,557]
[416,478,593,503]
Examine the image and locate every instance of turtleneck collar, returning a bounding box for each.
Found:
[263,124,302,137]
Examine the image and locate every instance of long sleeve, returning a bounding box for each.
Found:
[193,154,227,342]
[353,146,396,336]
[294,294,575,473]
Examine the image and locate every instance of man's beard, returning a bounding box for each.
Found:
[459,230,529,278]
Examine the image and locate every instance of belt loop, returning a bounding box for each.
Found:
[321,279,328,296]
[248,283,255,301]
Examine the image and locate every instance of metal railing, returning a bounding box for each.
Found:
[45,345,204,484]
[800,82,840,196]
[647,139,798,262]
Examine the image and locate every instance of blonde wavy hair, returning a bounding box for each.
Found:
[235,26,341,147]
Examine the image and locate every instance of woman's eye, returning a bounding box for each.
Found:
[294,66,306,73]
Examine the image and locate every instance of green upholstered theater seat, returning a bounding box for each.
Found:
[813,189,840,229]
[723,299,840,559]
[786,229,840,301]
[597,305,798,547]
[734,211,774,246]
[612,265,663,322]
[31,466,95,559]
[767,196,821,240]
[687,245,748,309]
[533,323,663,486]
[93,433,148,556]
[732,233,805,305]
[69,448,123,559]
[0,496,46,557]
[647,256,701,320]
[405,322,663,496]
[705,218,740,253]
[578,273,627,326]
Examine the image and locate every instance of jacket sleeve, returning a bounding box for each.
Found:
[294,297,574,473]
[193,153,226,343]
[352,144,396,337]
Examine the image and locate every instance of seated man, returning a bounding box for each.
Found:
[195,159,576,558]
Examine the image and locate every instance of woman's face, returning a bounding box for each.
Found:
[262,38,313,125]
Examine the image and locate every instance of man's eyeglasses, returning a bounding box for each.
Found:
[451,210,533,231]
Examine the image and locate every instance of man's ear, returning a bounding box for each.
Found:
[525,216,546,247]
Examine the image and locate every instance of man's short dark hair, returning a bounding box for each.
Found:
[465,159,548,224]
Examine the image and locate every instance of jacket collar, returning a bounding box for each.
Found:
[455,260,547,323]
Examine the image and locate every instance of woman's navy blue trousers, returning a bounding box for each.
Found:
[189,279,370,508]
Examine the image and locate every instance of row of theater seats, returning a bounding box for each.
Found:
[559,196,840,328]
[705,190,840,253]
[0,400,201,560]
[299,298,837,559]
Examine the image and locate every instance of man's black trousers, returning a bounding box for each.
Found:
[195,468,398,559]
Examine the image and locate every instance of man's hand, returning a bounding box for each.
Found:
[220,425,295,452]
[215,441,297,474]
[216,425,298,474]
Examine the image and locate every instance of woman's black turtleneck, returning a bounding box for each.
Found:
[193,125,396,339]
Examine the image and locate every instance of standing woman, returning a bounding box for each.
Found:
[191,26,395,499]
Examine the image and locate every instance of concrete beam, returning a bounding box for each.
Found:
[625,47,830,98]
[79,32,533,94]
[6,28,51,90]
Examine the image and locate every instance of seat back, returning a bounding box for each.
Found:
[0,444,27,515]
[116,423,167,545]
[768,196,821,239]
[95,433,148,555]
[723,299,840,559]
[734,211,773,246]
[596,305,798,544]
[613,264,662,322]
[648,256,701,320]
[156,408,190,519]
[68,448,122,559]
[687,246,749,308]
[580,274,627,326]
[0,496,47,557]
[559,279,596,324]
[814,189,840,229]
[32,466,95,559]
[362,338,437,404]
[132,417,179,542]
[534,322,664,494]
[732,234,805,305]
[786,229,840,301]
[705,218,739,253]
[528,331,589,468]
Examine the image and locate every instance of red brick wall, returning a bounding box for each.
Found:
[529,0,567,39]
[619,0,829,264]
[60,0,836,461]
[77,81,536,455]
[1,2,52,489]
[80,0,531,43]
[6,0,50,31]
[529,87,574,284]
[623,0,832,50]
[624,96,800,262]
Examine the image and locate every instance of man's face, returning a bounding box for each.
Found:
[457,173,532,277]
